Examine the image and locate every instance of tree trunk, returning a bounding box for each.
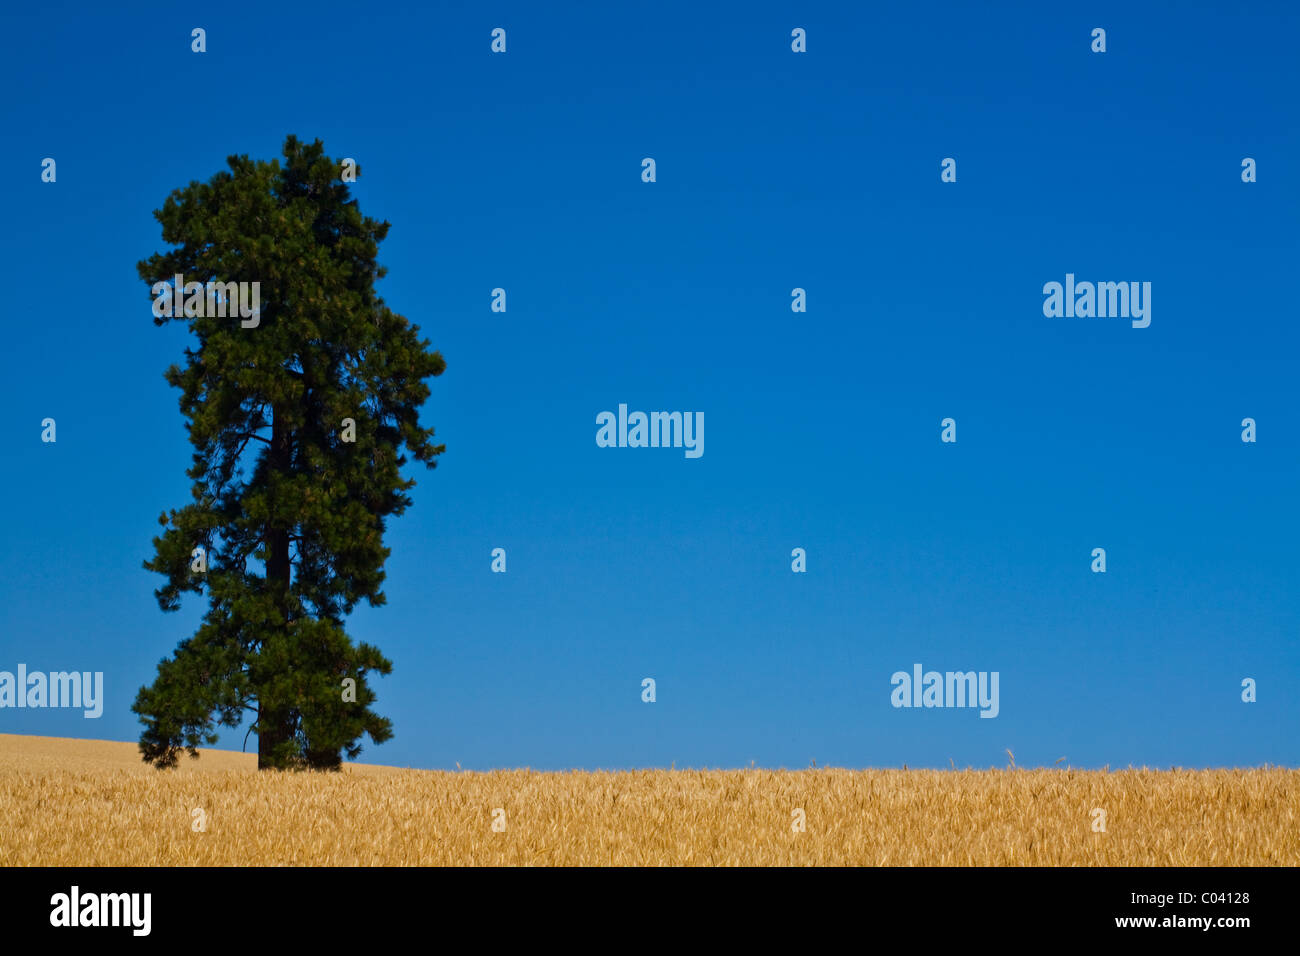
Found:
[257,707,296,769]
[259,402,295,769]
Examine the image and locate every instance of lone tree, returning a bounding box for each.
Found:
[134,135,445,770]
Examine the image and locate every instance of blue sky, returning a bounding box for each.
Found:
[1,1,1297,770]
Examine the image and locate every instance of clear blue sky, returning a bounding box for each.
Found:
[2,1,1297,769]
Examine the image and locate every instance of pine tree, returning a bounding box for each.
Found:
[133,135,445,770]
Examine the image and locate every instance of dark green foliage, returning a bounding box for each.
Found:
[134,135,445,770]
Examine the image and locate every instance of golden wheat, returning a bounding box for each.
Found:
[1,734,1295,866]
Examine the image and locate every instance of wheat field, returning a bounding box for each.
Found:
[1,734,1295,866]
